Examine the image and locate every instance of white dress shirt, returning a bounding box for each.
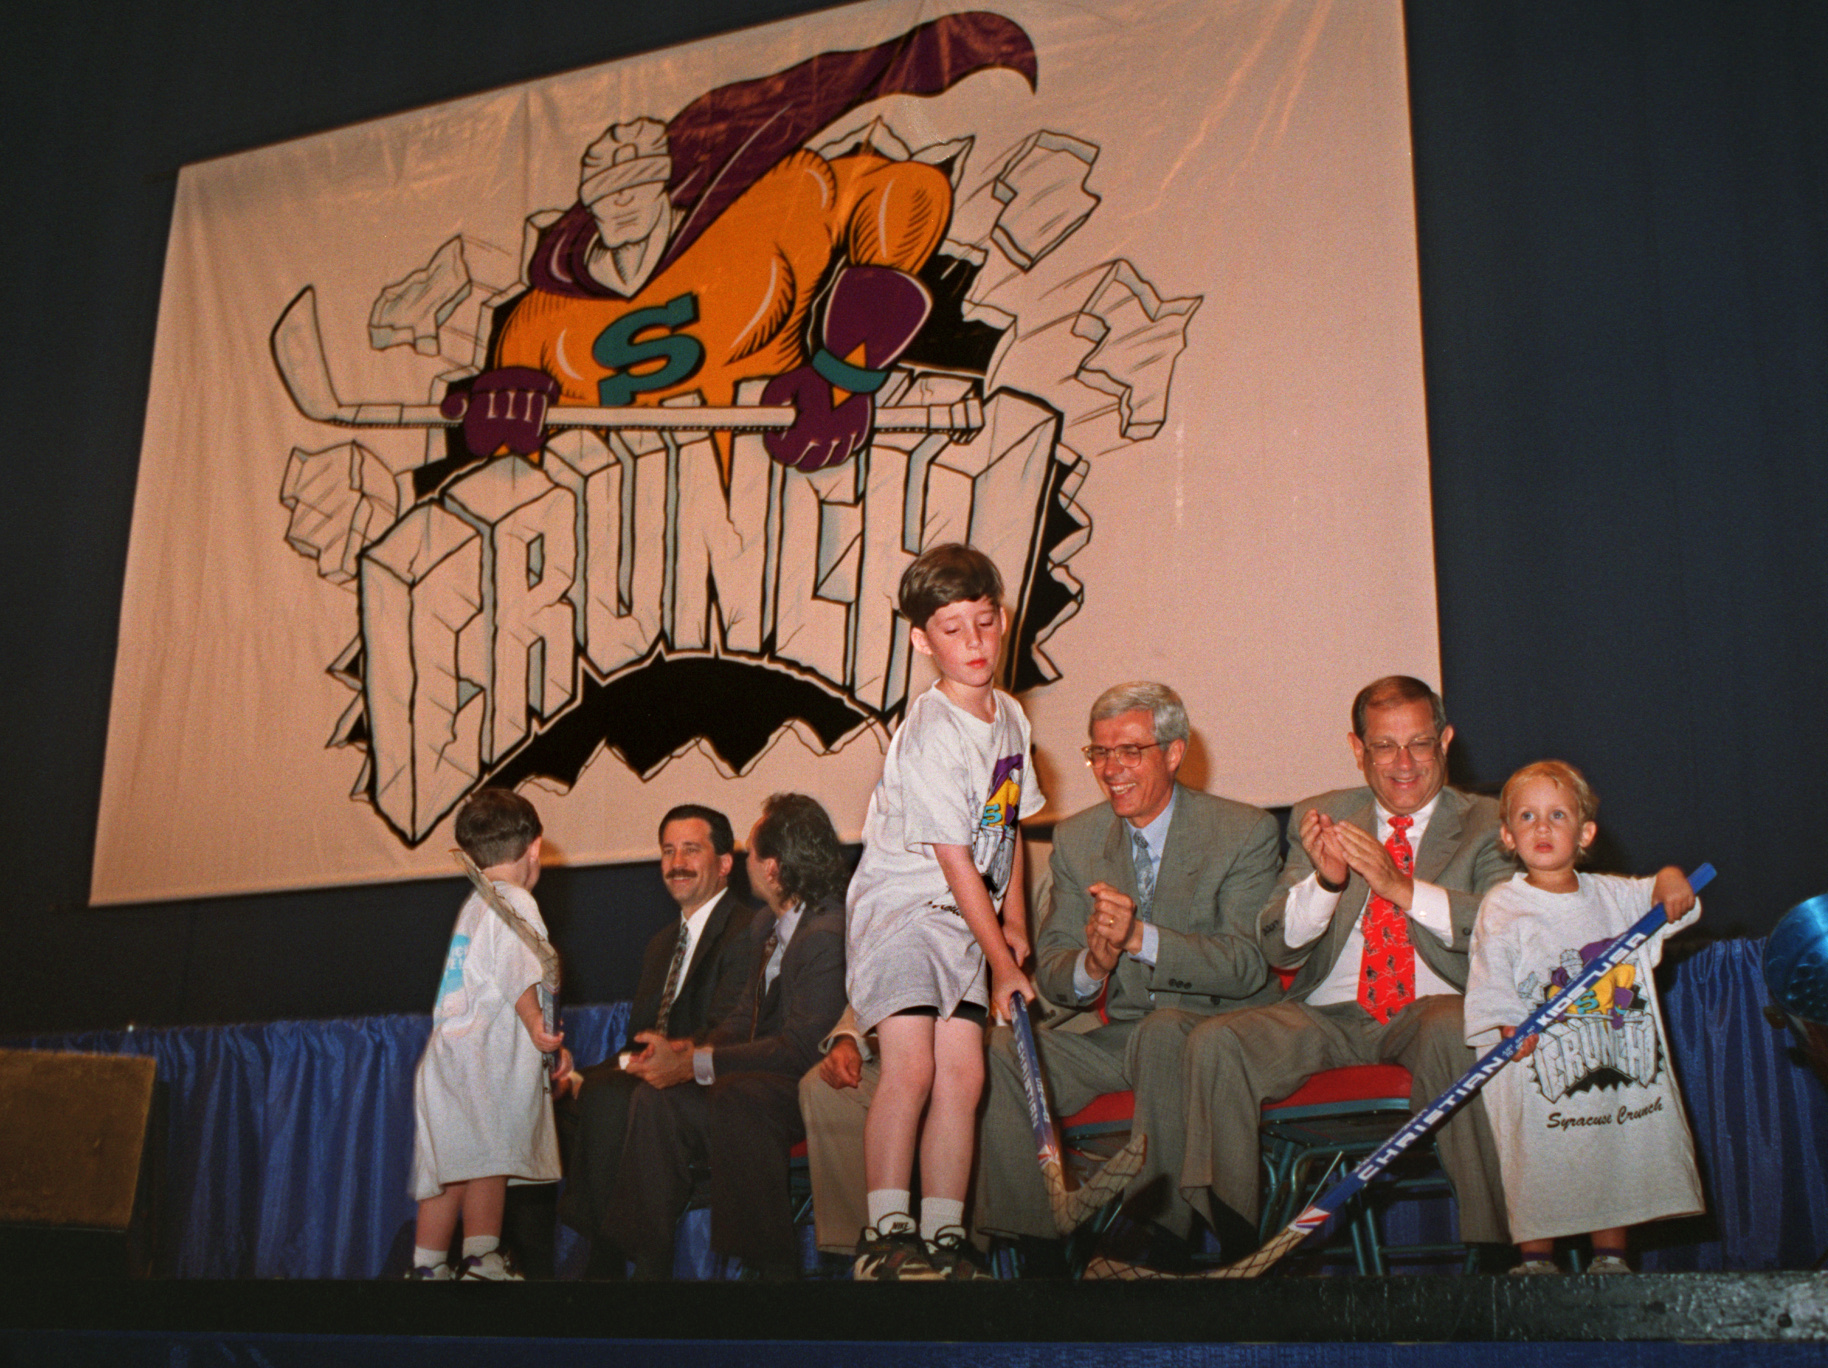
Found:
[1281,792,1459,1007]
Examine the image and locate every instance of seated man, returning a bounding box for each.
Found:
[604,793,848,1278]
[797,1006,878,1259]
[977,681,1283,1254]
[557,805,756,1267]
[1180,675,1514,1252]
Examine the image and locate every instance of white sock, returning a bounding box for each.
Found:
[867,1189,913,1234]
[461,1235,499,1261]
[412,1245,447,1269]
[920,1197,965,1245]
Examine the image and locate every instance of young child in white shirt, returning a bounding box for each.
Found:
[1464,760,1704,1274]
[408,788,574,1280]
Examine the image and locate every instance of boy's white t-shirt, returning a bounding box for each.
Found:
[846,683,1043,1031]
[409,880,561,1200]
[1464,871,1704,1243]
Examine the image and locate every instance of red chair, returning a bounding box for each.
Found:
[1256,968,1464,1274]
[1036,970,1464,1275]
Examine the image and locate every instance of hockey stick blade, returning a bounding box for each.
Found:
[271,285,983,435]
[1010,995,1148,1237]
[1087,862,1717,1280]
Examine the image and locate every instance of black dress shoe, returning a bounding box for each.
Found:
[1206,1205,1263,1263]
[1094,1214,1198,1274]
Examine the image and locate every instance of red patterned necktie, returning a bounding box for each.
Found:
[1356,815,1415,1023]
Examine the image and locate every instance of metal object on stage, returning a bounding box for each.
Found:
[0,1049,155,1230]
[1764,890,1828,1098]
[1765,891,1828,1026]
[0,1048,161,1278]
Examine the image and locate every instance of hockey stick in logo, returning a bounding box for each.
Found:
[1008,994,1149,1237]
[271,286,984,436]
[453,848,563,1091]
[1087,863,1716,1279]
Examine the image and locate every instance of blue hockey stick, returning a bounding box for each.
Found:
[1010,995,1149,1236]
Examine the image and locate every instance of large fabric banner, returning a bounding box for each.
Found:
[95,0,1438,903]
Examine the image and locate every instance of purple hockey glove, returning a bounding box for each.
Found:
[763,266,932,471]
[441,367,560,457]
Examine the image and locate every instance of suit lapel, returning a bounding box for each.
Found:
[678,895,733,997]
[1100,811,1138,903]
[1153,785,1205,931]
[749,911,783,1040]
[1321,796,1379,967]
[1413,788,1464,885]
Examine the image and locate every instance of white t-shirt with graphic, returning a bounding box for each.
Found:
[846,684,1043,1032]
[1465,871,1704,1243]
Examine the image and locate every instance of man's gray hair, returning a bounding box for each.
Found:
[1088,681,1190,746]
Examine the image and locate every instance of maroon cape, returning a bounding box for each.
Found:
[527,11,1037,299]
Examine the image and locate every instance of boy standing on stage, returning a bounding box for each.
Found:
[845,543,1042,1280]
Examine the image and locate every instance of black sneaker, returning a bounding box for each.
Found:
[852,1223,944,1281]
[925,1226,995,1281]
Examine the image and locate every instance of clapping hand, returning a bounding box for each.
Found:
[1298,809,1350,889]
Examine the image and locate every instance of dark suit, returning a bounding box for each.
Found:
[978,785,1283,1239]
[557,889,757,1242]
[606,898,847,1269]
[1180,784,1515,1243]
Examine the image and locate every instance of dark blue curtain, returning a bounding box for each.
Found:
[13,1005,627,1278]
[11,939,1827,1278]
[1658,940,1828,1269]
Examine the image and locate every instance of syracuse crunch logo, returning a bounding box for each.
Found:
[274,13,1201,846]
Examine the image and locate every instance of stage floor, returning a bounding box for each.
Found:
[5,1272,1825,1353]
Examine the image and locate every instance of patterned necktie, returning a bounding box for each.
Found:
[653,919,691,1036]
[1129,828,1155,921]
[1356,815,1416,1023]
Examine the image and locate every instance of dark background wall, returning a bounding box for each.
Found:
[3,1,1823,1034]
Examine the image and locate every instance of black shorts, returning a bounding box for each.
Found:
[889,1002,989,1028]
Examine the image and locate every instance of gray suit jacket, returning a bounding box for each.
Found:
[1259,784,1513,997]
[1035,785,1283,1020]
[708,897,846,1079]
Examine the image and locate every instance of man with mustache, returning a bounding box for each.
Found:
[557,805,757,1273]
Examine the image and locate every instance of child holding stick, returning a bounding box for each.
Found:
[407,788,573,1280]
[1465,760,1704,1274]
[845,543,1042,1280]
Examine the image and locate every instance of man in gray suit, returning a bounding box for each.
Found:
[1180,675,1513,1248]
[977,681,1282,1247]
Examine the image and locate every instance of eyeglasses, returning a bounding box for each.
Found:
[1082,742,1162,766]
[1363,736,1442,766]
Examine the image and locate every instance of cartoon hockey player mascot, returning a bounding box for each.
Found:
[446,12,1037,473]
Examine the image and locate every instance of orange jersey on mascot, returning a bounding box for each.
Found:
[494,151,951,419]
[452,13,1036,473]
